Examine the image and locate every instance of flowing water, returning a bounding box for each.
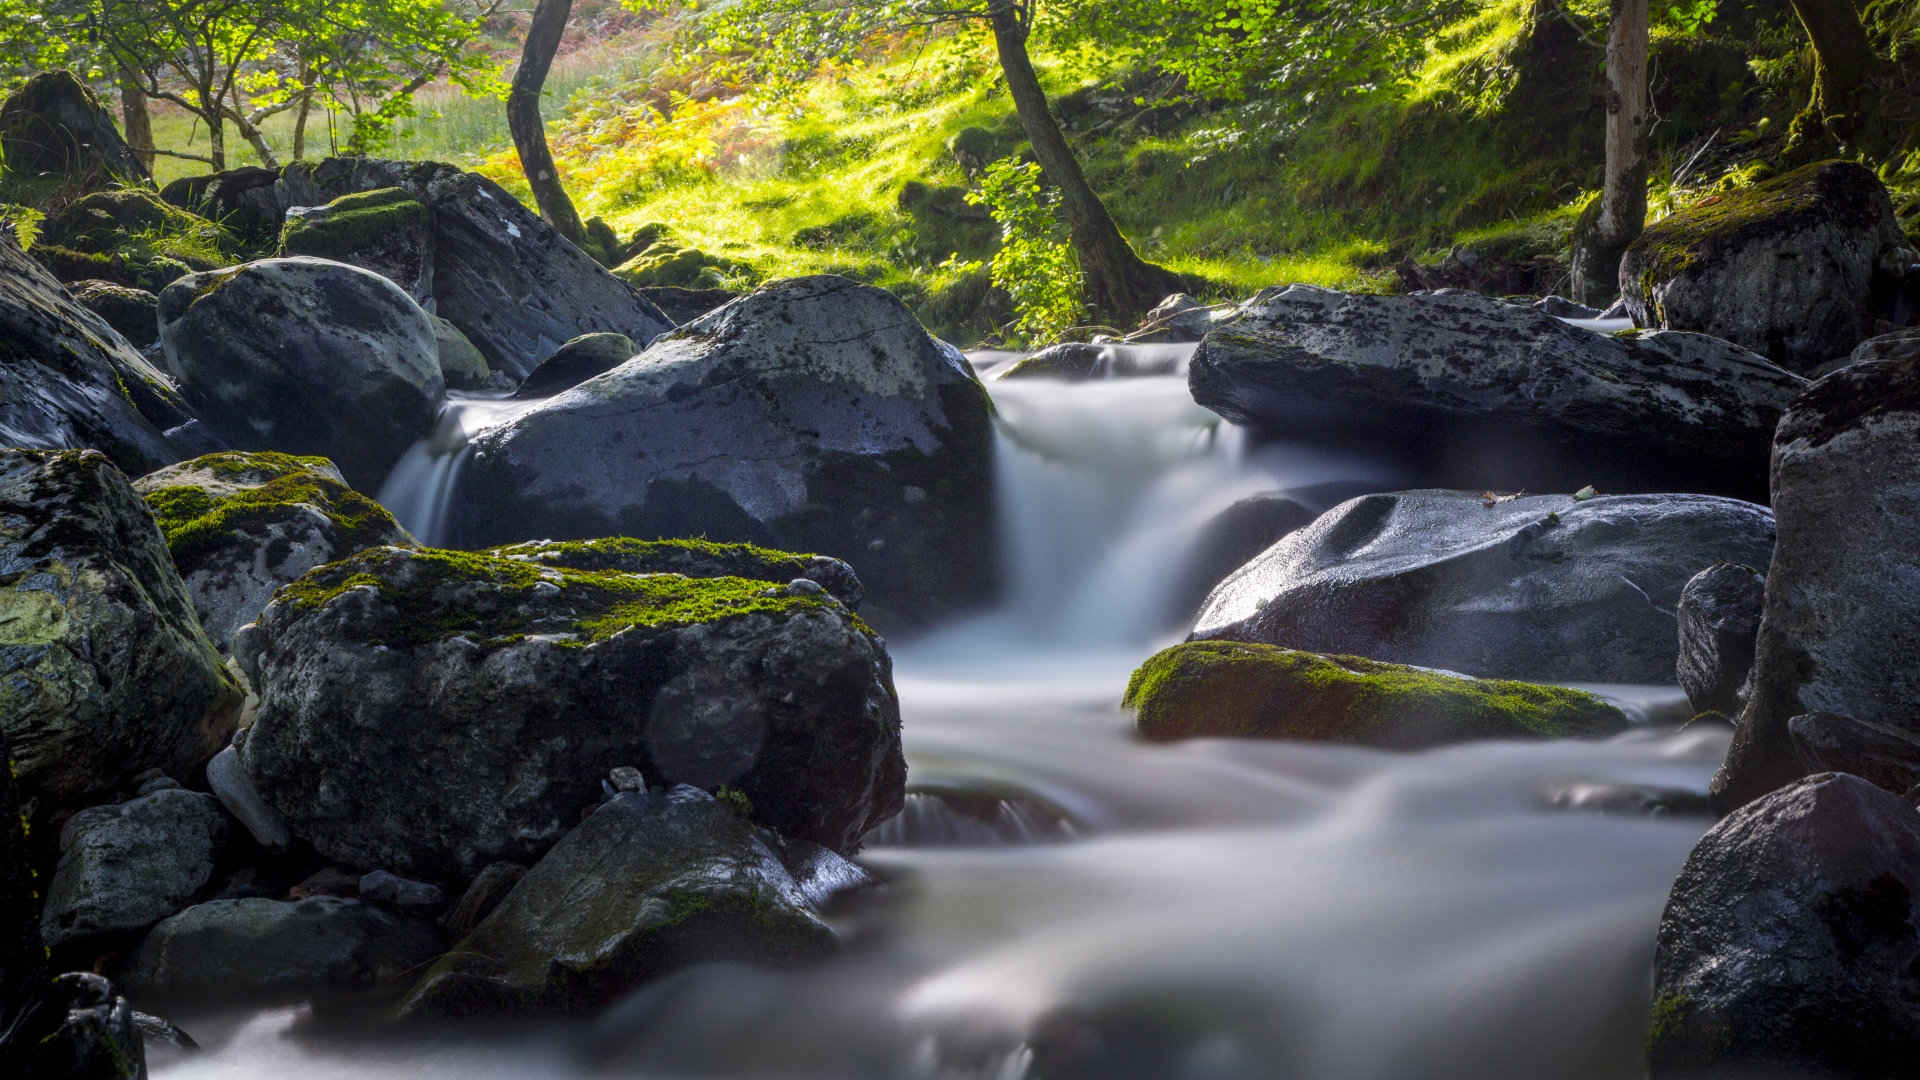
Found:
[156,342,1718,1080]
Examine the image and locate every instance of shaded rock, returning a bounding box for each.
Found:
[0,72,148,190]
[157,256,445,490]
[441,862,525,940]
[513,331,636,399]
[159,166,283,246]
[635,285,740,325]
[1789,713,1920,797]
[204,746,289,850]
[0,972,145,1080]
[1192,489,1775,683]
[1712,355,1920,810]
[1650,773,1920,1078]
[1134,293,1221,343]
[277,187,432,305]
[1675,563,1765,717]
[996,343,1106,381]
[0,450,241,817]
[1622,161,1911,373]
[1533,295,1603,319]
[397,787,835,1020]
[430,315,492,389]
[69,281,159,348]
[234,544,903,879]
[1845,326,1920,369]
[358,870,443,910]
[491,537,864,610]
[1189,285,1805,500]
[1125,640,1626,747]
[0,232,188,474]
[40,790,226,950]
[1170,492,1320,628]
[0,733,45,1011]
[450,275,997,626]
[120,897,442,1004]
[133,451,413,650]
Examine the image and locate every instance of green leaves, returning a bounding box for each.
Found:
[969,156,1082,345]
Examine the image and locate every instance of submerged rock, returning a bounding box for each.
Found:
[40,789,228,950]
[0,450,241,816]
[1623,161,1911,373]
[996,343,1107,381]
[398,787,835,1019]
[1650,773,1920,1078]
[1188,285,1804,499]
[1124,640,1626,747]
[1191,489,1775,683]
[1674,563,1765,717]
[450,276,996,626]
[1712,355,1920,810]
[235,545,903,879]
[133,451,413,651]
[158,256,444,490]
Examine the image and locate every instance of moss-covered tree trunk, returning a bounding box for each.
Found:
[1570,0,1648,306]
[1788,0,1879,148]
[117,66,154,174]
[985,0,1183,326]
[509,0,588,248]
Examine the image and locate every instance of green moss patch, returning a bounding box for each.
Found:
[1124,641,1627,748]
[143,452,406,567]
[1631,160,1892,284]
[277,187,428,260]
[492,536,824,580]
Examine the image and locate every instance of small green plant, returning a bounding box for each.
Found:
[968,157,1084,345]
[716,785,754,819]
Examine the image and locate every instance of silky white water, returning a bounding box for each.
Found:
[155,345,1715,1079]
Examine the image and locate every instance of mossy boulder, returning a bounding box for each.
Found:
[132,451,413,651]
[277,187,432,305]
[233,543,904,880]
[1621,161,1912,373]
[612,241,752,289]
[0,450,241,820]
[159,166,283,247]
[0,71,149,192]
[491,536,864,610]
[41,190,216,254]
[1124,641,1626,747]
[397,786,836,1020]
[33,190,232,294]
[430,314,493,389]
[997,343,1106,381]
[66,281,158,349]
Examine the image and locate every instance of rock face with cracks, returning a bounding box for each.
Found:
[234,544,903,880]
[1675,563,1765,717]
[40,789,227,949]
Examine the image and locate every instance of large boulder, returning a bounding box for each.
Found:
[0,233,190,474]
[1188,285,1804,500]
[513,331,635,398]
[40,789,228,950]
[276,157,674,377]
[1622,161,1912,373]
[0,450,241,817]
[32,189,233,294]
[276,186,433,305]
[159,166,282,246]
[1649,773,1920,1078]
[234,544,904,880]
[398,787,836,1019]
[68,281,160,349]
[158,256,445,490]
[1191,489,1776,683]
[0,72,148,190]
[1124,641,1626,747]
[1712,356,1920,810]
[1675,563,1765,717]
[448,276,997,626]
[133,451,413,651]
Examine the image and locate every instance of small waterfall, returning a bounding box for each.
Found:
[865,790,1081,848]
[378,394,541,546]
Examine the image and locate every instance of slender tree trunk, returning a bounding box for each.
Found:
[509,0,587,246]
[985,0,1182,325]
[1569,0,1648,306]
[227,106,281,169]
[1787,0,1879,147]
[203,106,227,172]
[292,86,314,162]
[118,65,155,174]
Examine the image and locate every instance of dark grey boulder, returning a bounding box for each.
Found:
[1189,285,1805,500]
[635,285,738,325]
[1844,326,1920,369]
[120,896,442,1004]
[1713,355,1920,810]
[997,343,1107,381]
[1622,161,1913,373]
[40,789,227,950]
[0,972,146,1080]
[430,314,493,390]
[234,544,903,880]
[441,862,525,940]
[69,281,160,348]
[0,450,241,817]
[1650,773,1920,1078]
[1789,713,1920,799]
[1192,489,1776,683]
[358,870,444,910]
[449,276,997,626]
[1170,492,1321,630]
[513,331,636,398]
[277,186,433,305]
[158,256,445,490]
[1134,292,1222,343]
[0,72,148,190]
[1675,563,1765,717]
[397,787,835,1019]
[160,166,283,246]
[204,746,289,850]
[1,232,189,474]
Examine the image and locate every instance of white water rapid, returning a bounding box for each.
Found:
[156,343,1716,1080]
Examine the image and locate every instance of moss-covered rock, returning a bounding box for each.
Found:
[511,331,635,399]
[235,543,904,879]
[132,451,413,651]
[66,281,159,349]
[0,71,149,192]
[429,314,493,389]
[42,190,215,253]
[612,241,753,289]
[33,189,233,295]
[277,187,432,304]
[1124,641,1627,747]
[491,536,864,610]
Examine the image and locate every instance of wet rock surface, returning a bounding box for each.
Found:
[40,789,227,950]
[1675,563,1765,717]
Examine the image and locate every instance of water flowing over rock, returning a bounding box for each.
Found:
[0,71,149,190]
[1622,160,1912,373]
[1649,773,1920,1078]
[448,276,997,626]
[0,450,241,816]
[1675,563,1765,717]
[276,157,674,377]
[1191,489,1776,683]
[1125,640,1626,747]
[133,451,413,651]
[1712,355,1920,810]
[157,256,445,490]
[234,544,903,879]
[1188,285,1804,500]
[1,233,189,474]
[40,788,227,950]
[398,787,836,1020]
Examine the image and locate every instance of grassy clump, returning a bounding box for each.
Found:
[1124,640,1627,748]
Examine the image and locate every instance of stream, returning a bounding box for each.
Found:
[156,342,1717,1079]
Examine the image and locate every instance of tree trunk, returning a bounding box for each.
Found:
[117,65,155,174]
[1787,0,1879,148]
[509,0,587,247]
[986,0,1183,325]
[205,111,226,173]
[1569,0,1648,307]
[292,88,313,162]
[227,105,281,169]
